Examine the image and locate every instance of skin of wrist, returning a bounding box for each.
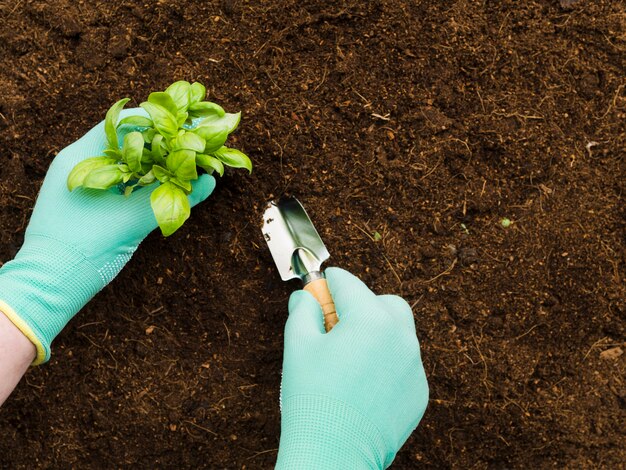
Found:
[0,307,36,405]
[0,307,36,362]
[0,298,46,365]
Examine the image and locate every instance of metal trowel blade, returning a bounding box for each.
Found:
[262,197,330,282]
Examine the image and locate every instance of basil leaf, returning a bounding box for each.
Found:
[103,148,121,159]
[140,102,179,138]
[141,128,157,143]
[188,101,225,120]
[196,153,224,177]
[151,134,166,165]
[67,156,118,191]
[198,112,240,133]
[177,111,189,128]
[171,132,206,152]
[141,153,154,175]
[204,129,230,153]
[147,92,179,117]
[213,147,252,173]
[138,170,156,185]
[141,147,153,163]
[189,82,206,104]
[82,165,125,189]
[165,81,191,112]
[122,131,144,173]
[153,165,173,183]
[104,98,130,150]
[118,115,154,128]
[193,112,241,153]
[150,181,191,236]
[193,124,229,153]
[221,112,241,134]
[172,177,192,191]
[167,149,198,181]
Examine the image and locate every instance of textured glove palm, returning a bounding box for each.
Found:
[277,268,429,469]
[0,109,214,364]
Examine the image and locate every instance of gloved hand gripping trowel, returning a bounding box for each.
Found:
[262,197,339,331]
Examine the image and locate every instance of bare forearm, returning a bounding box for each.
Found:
[0,310,35,405]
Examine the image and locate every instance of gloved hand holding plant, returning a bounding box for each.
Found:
[0,80,249,364]
[67,80,251,236]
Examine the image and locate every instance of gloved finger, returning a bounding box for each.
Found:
[285,290,325,340]
[188,174,216,208]
[324,267,380,324]
[378,294,417,334]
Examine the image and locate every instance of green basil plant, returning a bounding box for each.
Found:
[67,80,251,236]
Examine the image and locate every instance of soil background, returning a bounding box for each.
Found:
[0,0,624,468]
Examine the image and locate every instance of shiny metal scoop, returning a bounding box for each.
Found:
[262,197,330,283]
[262,196,338,331]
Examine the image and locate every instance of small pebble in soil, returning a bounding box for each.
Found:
[419,244,438,259]
[600,347,623,361]
[459,247,479,266]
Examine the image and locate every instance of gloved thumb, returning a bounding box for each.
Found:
[285,290,325,339]
[188,174,216,207]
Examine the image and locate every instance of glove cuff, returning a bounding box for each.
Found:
[0,235,104,364]
[276,394,390,470]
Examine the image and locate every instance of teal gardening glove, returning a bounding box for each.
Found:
[0,109,215,364]
[277,268,429,469]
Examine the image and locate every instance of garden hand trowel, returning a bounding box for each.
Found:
[262,197,339,332]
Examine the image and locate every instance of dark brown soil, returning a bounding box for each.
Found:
[1,0,624,468]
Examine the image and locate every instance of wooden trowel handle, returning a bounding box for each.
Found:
[304,278,338,332]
